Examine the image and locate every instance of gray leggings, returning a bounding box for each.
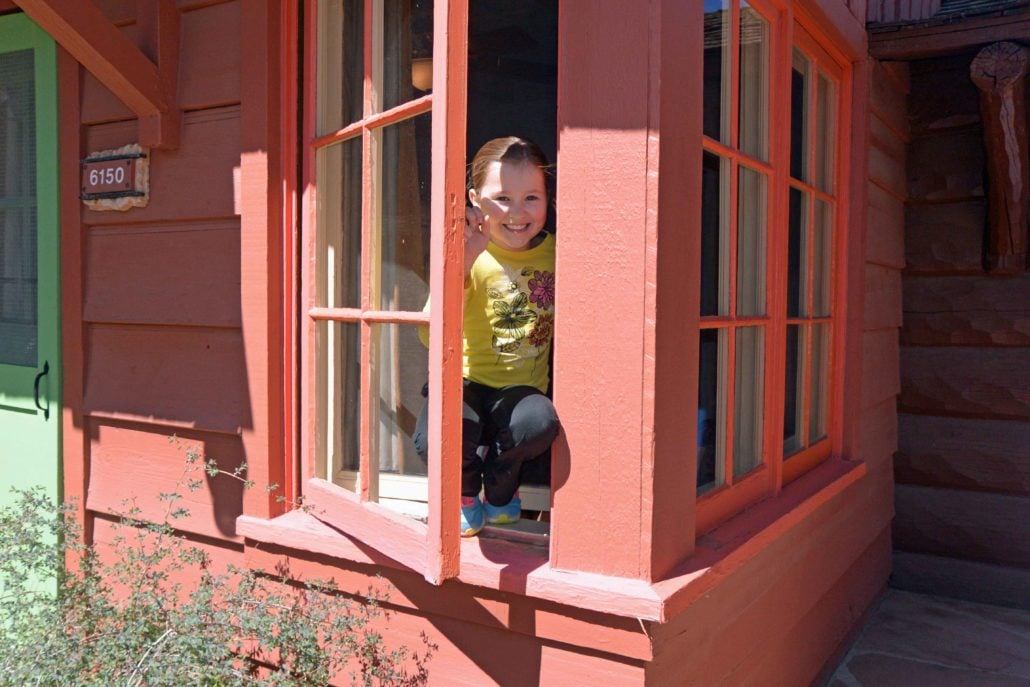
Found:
[412,380,559,506]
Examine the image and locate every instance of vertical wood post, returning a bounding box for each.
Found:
[970,41,1030,274]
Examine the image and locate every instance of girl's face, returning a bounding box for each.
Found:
[469,160,548,252]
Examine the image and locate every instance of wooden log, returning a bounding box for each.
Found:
[899,347,1030,420]
[902,274,1030,346]
[894,484,1030,568]
[896,413,1030,496]
[891,551,1030,610]
[904,200,986,274]
[907,127,986,202]
[970,42,1030,274]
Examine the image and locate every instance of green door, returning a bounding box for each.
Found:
[0,14,59,506]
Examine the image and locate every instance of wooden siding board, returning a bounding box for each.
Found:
[870,61,909,141]
[83,220,241,327]
[648,469,893,686]
[868,143,908,199]
[896,413,1030,495]
[864,264,903,331]
[904,200,987,274]
[861,329,900,411]
[891,551,1030,609]
[83,324,249,434]
[859,396,899,472]
[83,106,240,224]
[902,274,1030,346]
[866,182,906,269]
[899,347,1030,419]
[85,419,244,541]
[894,484,1030,568]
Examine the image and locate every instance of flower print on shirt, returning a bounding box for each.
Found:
[527,270,555,309]
[492,291,537,341]
[528,311,553,348]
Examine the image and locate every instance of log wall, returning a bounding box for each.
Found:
[895,52,1030,609]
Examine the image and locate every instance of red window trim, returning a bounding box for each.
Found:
[696,0,852,534]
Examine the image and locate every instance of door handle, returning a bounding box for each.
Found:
[33,360,49,421]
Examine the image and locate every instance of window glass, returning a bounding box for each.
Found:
[374,324,429,500]
[815,72,835,193]
[317,138,363,309]
[316,320,361,480]
[376,112,433,311]
[701,151,727,317]
[790,49,809,182]
[697,328,724,492]
[786,186,807,318]
[813,199,832,317]
[703,0,730,143]
[736,165,766,316]
[809,323,829,443]
[317,0,365,135]
[738,2,769,160]
[733,326,764,478]
[783,324,804,455]
[383,0,434,111]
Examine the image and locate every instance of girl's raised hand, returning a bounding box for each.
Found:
[464,205,489,274]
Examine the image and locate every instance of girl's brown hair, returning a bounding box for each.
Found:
[468,136,553,196]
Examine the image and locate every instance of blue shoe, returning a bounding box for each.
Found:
[484,497,521,525]
[460,498,485,537]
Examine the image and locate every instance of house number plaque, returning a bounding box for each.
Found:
[80,143,150,211]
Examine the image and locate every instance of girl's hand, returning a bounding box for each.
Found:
[464,205,489,275]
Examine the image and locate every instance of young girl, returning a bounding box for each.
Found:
[414,136,559,536]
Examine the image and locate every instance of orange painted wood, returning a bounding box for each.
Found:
[902,275,1030,346]
[892,550,1030,609]
[867,143,907,200]
[423,0,468,584]
[869,61,909,143]
[896,413,1030,496]
[304,478,428,575]
[894,484,1030,568]
[860,329,900,411]
[741,528,889,687]
[904,201,987,274]
[83,221,241,327]
[83,324,247,434]
[857,396,898,472]
[643,0,703,579]
[796,0,868,62]
[552,0,651,579]
[863,264,902,331]
[58,44,91,544]
[869,13,1030,61]
[135,0,179,148]
[865,181,905,269]
[83,107,240,224]
[648,465,888,685]
[240,535,653,662]
[899,347,1030,420]
[238,0,284,519]
[81,1,239,127]
[12,0,173,121]
[85,419,244,541]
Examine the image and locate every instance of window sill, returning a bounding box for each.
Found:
[237,457,865,623]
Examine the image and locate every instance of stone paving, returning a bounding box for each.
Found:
[828,589,1030,686]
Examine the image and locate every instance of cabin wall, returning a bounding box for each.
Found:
[64,0,248,556]
[643,58,904,687]
[893,52,1030,609]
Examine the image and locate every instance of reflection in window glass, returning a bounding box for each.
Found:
[815,72,835,193]
[737,166,767,317]
[383,0,434,112]
[738,2,769,160]
[703,0,730,142]
[697,328,724,493]
[701,152,727,316]
[783,324,805,456]
[733,326,764,478]
[790,49,809,182]
[377,112,432,311]
[317,0,364,135]
[809,323,829,443]
[317,137,363,309]
[375,324,428,481]
[813,199,832,316]
[787,186,807,318]
[316,320,361,481]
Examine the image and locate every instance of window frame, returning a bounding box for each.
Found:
[697,0,851,534]
[296,0,468,584]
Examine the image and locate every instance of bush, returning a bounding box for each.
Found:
[0,454,432,686]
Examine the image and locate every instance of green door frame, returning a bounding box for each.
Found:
[0,12,60,504]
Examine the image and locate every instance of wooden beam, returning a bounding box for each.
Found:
[136,0,179,149]
[12,0,180,148]
[970,42,1029,274]
[869,12,1030,60]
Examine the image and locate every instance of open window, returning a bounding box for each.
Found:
[698,0,845,532]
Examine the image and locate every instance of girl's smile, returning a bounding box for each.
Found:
[469,160,548,252]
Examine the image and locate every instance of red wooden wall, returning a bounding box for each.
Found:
[894,53,1030,609]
